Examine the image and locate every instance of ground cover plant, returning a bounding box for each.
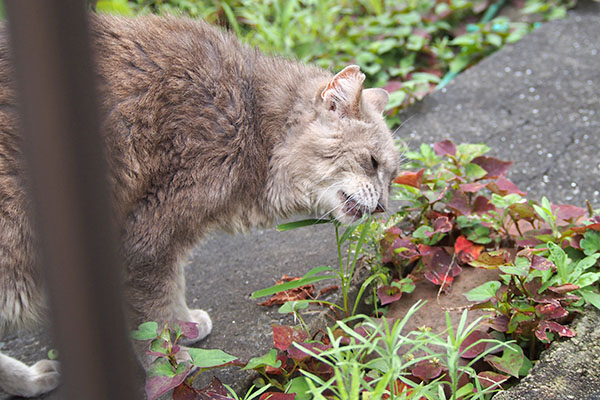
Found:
[93,0,576,127]
[131,139,600,399]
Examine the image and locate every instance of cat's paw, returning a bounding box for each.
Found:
[0,357,60,398]
[178,309,212,345]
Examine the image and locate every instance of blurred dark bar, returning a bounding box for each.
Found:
[5,1,141,399]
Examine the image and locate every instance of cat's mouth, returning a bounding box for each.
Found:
[338,191,366,220]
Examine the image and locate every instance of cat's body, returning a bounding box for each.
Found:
[0,15,399,397]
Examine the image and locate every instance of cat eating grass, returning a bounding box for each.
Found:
[0,15,400,397]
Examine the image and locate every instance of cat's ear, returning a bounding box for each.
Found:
[362,88,389,114]
[321,65,365,118]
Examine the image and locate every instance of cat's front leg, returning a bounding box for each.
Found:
[0,352,60,397]
[170,263,212,345]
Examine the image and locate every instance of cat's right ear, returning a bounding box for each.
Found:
[321,65,365,118]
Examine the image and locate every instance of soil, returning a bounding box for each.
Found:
[386,266,501,334]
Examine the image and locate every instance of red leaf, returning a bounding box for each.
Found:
[472,156,512,178]
[535,320,576,342]
[459,330,490,359]
[427,216,453,237]
[259,275,315,306]
[447,189,470,215]
[477,371,510,390]
[260,393,296,400]
[433,140,456,156]
[382,80,403,93]
[146,366,191,400]
[272,325,308,351]
[173,384,200,400]
[454,235,484,265]
[531,255,554,271]
[460,182,486,193]
[411,360,443,382]
[422,247,462,292]
[287,342,329,361]
[486,177,526,196]
[552,204,586,223]
[571,222,600,234]
[488,315,509,333]
[535,301,569,320]
[173,321,200,341]
[548,283,580,294]
[393,169,424,188]
[377,285,402,305]
[473,196,495,214]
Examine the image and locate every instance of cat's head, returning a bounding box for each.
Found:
[276,65,400,225]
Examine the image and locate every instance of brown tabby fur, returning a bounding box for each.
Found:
[0,15,399,397]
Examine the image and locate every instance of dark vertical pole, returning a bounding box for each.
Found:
[4,1,141,399]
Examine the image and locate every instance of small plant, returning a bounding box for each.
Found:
[369,139,600,360]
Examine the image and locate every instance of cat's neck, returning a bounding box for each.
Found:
[253,58,331,222]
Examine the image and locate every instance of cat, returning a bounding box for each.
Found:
[0,14,400,397]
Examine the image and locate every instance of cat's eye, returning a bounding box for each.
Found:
[370,155,379,170]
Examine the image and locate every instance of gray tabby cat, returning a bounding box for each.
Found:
[0,15,400,397]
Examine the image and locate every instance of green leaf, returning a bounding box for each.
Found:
[250,266,334,299]
[187,348,237,368]
[548,242,570,283]
[580,231,600,256]
[464,281,501,302]
[276,219,331,231]
[485,343,524,378]
[486,33,503,47]
[465,163,487,179]
[149,357,176,378]
[579,288,600,310]
[96,0,133,15]
[131,321,158,340]
[287,377,311,400]
[243,349,281,371]
[278,300,310,314]
[499,259,529,277]
[386,90,407,110]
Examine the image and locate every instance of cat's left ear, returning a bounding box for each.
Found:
[321,65,365,118]
[362,88,389,115]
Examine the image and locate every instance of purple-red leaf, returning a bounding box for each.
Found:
[548,283,580,294]
[272,325,308,351]
[259,393,296,400]
[423,247,462,291]
[287,342,329,361]
[473,195,496,214]
[427,216,453,237]
[488,315,510,333]
[552,204,586,224]
[411,360,443,382]
[477,371,510,390]
[173,321,200,341]
[535,320,576,342]
[377,285,402,305]
[460,182,486,193]
[472,156,512,178]
[459,330,490,359]
[531,255,554,271]
[447,189,471,216]
[433,140,457,156]
[146,365,191,400]
[535,301,569,320]
[486,177,526,196]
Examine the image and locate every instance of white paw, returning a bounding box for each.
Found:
[179,309,212,345]
[0,356,60,398]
